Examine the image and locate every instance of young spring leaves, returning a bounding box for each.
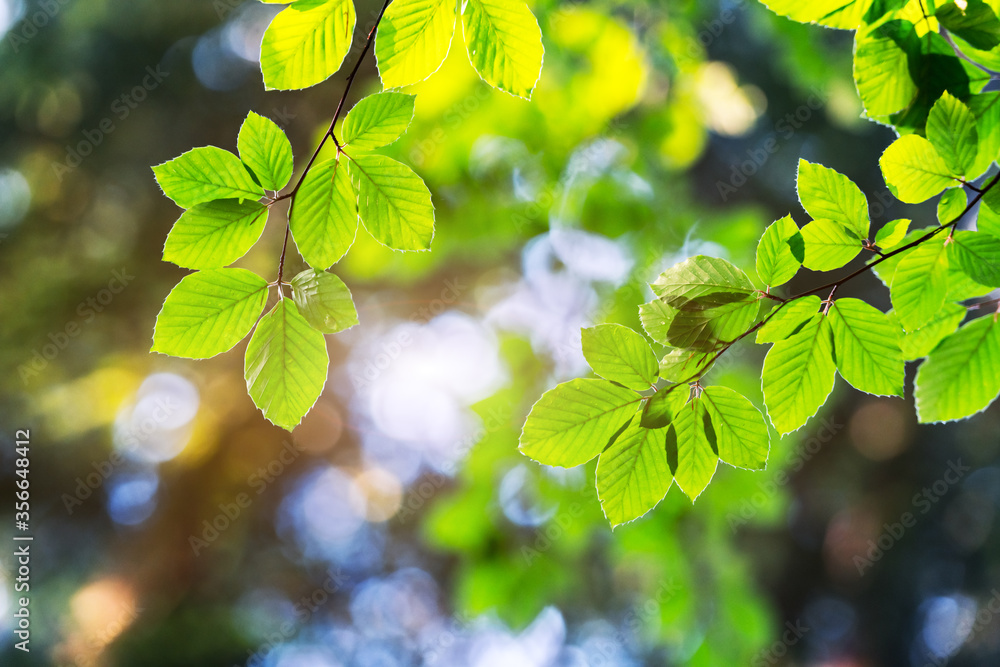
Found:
[153,0,549,431]
[521,126,1000,526]
[520,322,770,527]
[374,0,544,98]
[152,112,360,429]
[289,91,433,269]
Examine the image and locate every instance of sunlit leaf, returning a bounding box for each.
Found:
[596,418,672,527]
[162,200,269,270]
[926,92,979,178]
[658,349,716,383]
[519,378,640,468]
[800,218,863,271]
[888,304,967,361]
[979,195,1000,236]
[762,314,836,435]
[238,111,294,191]
[462,0,544,99]
[665,295,761,352]
[949,230,1000,287]
[260,0,357,90]
[756,296,822,344]
[341,92,416,152]
[245,299,330,430]
[874,218,910,250]
[935,0,1000,51]
[756,214,803,287]
[797,159,870,239]
[639,299,677,345]
[915,315,1000,422]
[290,269,359,334]
[671,396,718,501]
[854,26,917,117]
[375,0,457,89]
[758,0,873,29]
[351,153,435,251]
[968,92,1000,179]
[289,158,358,269]
[152,146,264,209]
[651,255,755,305]
[829,298,904,397]
[582,324,659,391]
[701,386,769,471]
[890,240,949,331]
[640,384,684,429]
[880,134,961,203]
[260,0,356,91]
[152,269,268,359]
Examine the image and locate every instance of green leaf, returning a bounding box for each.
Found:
[890,240,949,331]
[949,230,1000,287]
[869,226,943,287]
[880,134,961,203]
[596,419,672,527]
[260,0,356,91]
[979,196,1000,236]
[152,268,269,359]
[350,153,435,251]
[800,218,863,271]
[935,0,1000,50]
[237,111,294,191]
[290,269,359,334]
[829,298,905,397]
[162,200,269,270]
[888,303,966,360]
[883,28,990,135]
[289,158,358,269]
[640,385,684,429]
[245,300,330,430]
[375,0,457,89]
[756,214,804,287]
[518,378,641,468]
[639,299,676,345]
[664,296,761,352]
[967,92,1000,179]
[983,183,1000,218]
[758,0,873,29]
[875,218,910,250]
[461,0,544,99]
[915,315,1000,422]
[756,296,822,344]
[581,324,659,391]
[658,349,715,383]
[342,92,416,152]
[853,27,917,117]
[946,260,994,301]
[651,255,756,304]
[701,386,769,471]
[762,314,836,435]
[797,160,870,239]
[671,397,718,501]
[926,92,979,178]
[938,188,967,226]
[152,146,264,209]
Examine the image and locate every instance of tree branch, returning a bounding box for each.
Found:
[657,170,1000,394]
[274,0,394,283]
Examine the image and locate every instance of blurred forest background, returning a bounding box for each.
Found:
[2,0,1000,665]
